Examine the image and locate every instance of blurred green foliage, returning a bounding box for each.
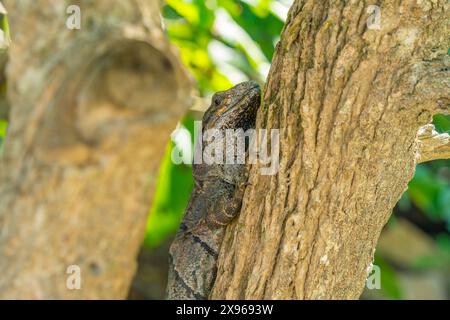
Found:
[374,255,403,299]
[162,0,285,93]
[0,119,7,153]
[0,4,10,50]
[0,119,6,136]
[407,162,449,224]
[144,115,195,247]
[0,8,8,151]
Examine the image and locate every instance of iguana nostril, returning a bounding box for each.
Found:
[88,261,102,275]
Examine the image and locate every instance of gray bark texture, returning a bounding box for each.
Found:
[0,0,192,299]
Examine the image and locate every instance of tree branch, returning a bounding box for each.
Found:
[0,53,9,120]
[417,124,450,163]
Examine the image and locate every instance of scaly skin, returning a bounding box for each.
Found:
[166,81,261,300]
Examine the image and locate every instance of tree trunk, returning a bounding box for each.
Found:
[0,0,192,299]
[211,0,449,299]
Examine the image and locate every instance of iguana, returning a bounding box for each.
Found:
[166,81,261,300]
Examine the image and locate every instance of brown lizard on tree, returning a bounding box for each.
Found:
[166,81,261,300]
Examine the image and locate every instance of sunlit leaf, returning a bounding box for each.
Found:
[433,114,450,134]
[144,115,195,247]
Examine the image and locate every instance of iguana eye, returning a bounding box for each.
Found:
[212,94,222,106]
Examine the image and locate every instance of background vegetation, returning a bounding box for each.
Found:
[0,0,448,299]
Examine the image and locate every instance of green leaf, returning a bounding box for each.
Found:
[144,115,196,247]
[218,0,284,61]
[374,255,403,299]
[407,165,449,222]
[0,119,7,154]
[432,114,450,134]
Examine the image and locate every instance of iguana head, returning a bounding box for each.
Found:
[202,81,261,131]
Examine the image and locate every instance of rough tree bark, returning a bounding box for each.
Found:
[211,0,449,299]
[0,0,192,298]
